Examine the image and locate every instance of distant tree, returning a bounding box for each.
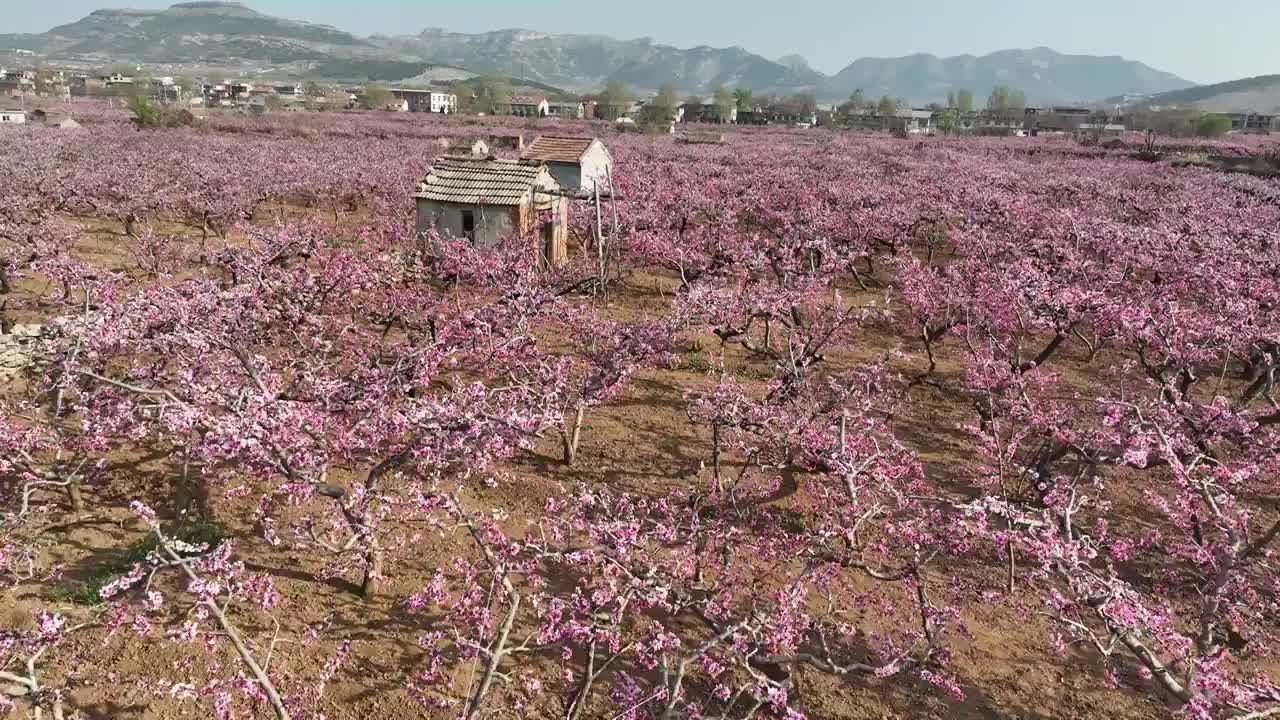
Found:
[362,83,393,110]
[1128,105,1201,137]
[713,85,736,123]
[877,95,899,131]
[1195,113,1232,137]
[126,94,193,129]
[790,91,817,116]
[956,88,974,114]
[639,83,679,130]
[450,81,474,113]
[472,77,512,114]
[926,102,946,113]
[987,85,1025,123]
[848,88,866,113]
[733,87,753,111]
[936,108,959,135]
[32,67,63,97]
[599,79,632,121]
[304,81,325,97]
[837,90,862,120]
[127,94,161,127]
[1009,88,1027,120]
[654,82,680,119]
[987,85,1010,118]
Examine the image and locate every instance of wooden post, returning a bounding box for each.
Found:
[594,188,605,296]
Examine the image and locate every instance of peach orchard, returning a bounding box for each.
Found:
[1,108,1278,720]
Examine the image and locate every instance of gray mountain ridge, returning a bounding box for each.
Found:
[1,2,1196,103]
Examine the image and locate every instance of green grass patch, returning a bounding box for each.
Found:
[47,523,229,606]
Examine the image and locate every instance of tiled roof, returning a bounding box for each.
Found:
[521,136,597,164]
[509,95,548,106]
[415,156,547,206]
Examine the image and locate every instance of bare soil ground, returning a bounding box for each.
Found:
[1,215,1178,720]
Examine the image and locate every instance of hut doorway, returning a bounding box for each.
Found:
[461,210,475,242]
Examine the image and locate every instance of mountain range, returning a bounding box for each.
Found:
[1140,74,1280,113]
[0,2,1198,104]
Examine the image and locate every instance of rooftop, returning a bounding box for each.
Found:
[510,95,548,106]
[415,156,549,206]
[520,136,599,164]
[388,87,453,95]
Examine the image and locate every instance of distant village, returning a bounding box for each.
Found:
[2,65,1278,138]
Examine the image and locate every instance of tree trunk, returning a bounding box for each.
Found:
[173,448,211,526]
[360,547,384,598]
[67,479,85,517]
[711,422,723,490]
[566,641,597,720]
[561,407,585,466]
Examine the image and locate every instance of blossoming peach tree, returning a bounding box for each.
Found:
[2,111,1278,719]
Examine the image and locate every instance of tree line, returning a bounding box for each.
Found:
[357,77,1236,139]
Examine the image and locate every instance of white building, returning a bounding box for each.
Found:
[389,88,458,113]
[547,101,585,119]
[898,109,935,134]
[0,68,36,96]
[428,91,456,113]
[509,95,550,117]
[104,73,135,88]
[150,76,183,102]
[519,136,613,194]
[0,109,26,124]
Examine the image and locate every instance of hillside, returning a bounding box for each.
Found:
[375,28,825,96]
[823,47,1192,104]
[3,1,379,63]
[1142,74,1280,112]
[5,3,1196,102]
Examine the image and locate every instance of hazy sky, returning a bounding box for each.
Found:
[8,0,1277,84]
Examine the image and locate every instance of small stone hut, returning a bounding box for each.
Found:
[488,132,525,151]
[435,137,490,157]
[520,136,612,194]
[414,156,567,267]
